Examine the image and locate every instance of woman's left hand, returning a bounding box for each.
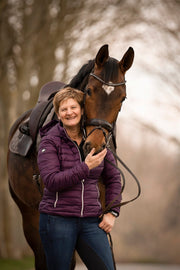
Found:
[99,213,116,233]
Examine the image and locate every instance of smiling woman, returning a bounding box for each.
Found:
[53,87,84,144]
[37,86,122,270]
[57,98,82,135]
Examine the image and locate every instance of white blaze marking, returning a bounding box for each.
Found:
[102,83,115,95]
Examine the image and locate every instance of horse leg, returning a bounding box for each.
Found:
[22,209,47,270]
[9,184,47,270]
[22,205,76,270]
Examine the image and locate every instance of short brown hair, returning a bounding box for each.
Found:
[53,87,84,115]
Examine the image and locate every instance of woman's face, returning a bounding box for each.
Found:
[57,98,83,129]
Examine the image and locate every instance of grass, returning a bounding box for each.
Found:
[0,256,34,270]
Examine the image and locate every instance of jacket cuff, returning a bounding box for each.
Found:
[82,162,90,177]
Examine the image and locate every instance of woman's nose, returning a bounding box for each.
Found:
[66,108,72,115]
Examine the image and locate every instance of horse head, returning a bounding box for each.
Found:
[83,44,134,155]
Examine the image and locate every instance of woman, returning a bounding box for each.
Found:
[38,86,121,270]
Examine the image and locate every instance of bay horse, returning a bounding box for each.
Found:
[7,44,134,270]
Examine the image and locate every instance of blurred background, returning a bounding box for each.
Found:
[0,0,180,265]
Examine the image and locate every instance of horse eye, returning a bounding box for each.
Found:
[86,88,92,96]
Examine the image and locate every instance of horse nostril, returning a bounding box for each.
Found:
[83,142,92,155]
[102,143,106,150]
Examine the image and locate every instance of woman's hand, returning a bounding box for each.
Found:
[99,213,116,233]
[85,148,107,170]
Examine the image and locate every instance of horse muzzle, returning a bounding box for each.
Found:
[83,119,113,156]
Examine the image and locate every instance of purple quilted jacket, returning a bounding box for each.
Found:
[38,120,121,217]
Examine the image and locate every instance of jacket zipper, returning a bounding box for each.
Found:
[54,192,58,208]
[73,144,85,217]
[96,183,101,208]
[71,140,85,217]
[81,179,85,216]
[53,130,85,211]
[64,131,85,217]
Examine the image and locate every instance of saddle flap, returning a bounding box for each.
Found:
[9,128,33,156]
[17,134,33,156]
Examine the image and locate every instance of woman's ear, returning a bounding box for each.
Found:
[56,112,61,120]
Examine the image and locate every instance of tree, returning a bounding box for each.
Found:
[0,0,179,262]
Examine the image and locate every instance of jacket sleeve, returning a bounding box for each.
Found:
[101,149,122,214]
[37,136,89,192]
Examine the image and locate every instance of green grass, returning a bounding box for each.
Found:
[0,256,34,270]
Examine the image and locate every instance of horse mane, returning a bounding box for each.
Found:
[68,59,95,91]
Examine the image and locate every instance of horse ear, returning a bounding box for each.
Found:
[119,47,134,73]
[95,44,109,67]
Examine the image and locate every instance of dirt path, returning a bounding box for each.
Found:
[76,263,180,270]
[29,263,180,270]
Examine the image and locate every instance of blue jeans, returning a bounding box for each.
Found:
[39,213,115,270]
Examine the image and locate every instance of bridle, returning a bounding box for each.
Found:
[85,118,113,147]
[83,72,126,145]
[83,72,141,209]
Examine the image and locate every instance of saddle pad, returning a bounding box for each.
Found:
[10,107,56,157]
[9,118,33,156]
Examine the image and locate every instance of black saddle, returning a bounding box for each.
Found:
[29,81,65,141]
[9,81,65,156]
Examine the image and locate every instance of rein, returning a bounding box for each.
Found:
[103,147,141,213]
[83,72,141,211]
[83,118,141,210]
